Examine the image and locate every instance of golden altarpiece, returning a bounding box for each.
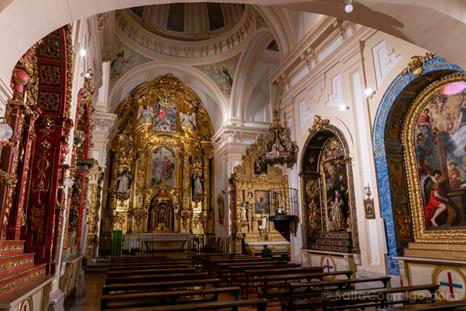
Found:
[229,112,298,254]
[104,74,214,235]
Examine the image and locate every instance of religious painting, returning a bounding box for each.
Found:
[320,137,350,232]
[409,78,466,231]
[153,97,177,132]
[254,190,270,214]
[151,147,176,187]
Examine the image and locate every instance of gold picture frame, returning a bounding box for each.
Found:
[402,72,466,244]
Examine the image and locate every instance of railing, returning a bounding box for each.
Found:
[268,187,299,216]
[98,232,232,257]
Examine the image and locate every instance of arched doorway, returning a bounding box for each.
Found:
[301,117,359,253]
[373,56,465,274]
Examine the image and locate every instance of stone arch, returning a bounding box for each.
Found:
[372,57,464,275]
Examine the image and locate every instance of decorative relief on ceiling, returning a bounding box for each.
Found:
[196,54,240,97]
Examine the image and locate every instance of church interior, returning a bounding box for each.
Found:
[1,1,466,310]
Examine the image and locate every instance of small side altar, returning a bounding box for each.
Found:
[123,233,192,252]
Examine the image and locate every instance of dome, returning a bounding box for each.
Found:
[128,3,245,41]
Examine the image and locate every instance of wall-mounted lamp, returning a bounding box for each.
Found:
[344,0,354,13]
[81,68,94,79]
[364,87,376,98]
[339,104,350,111]
[0,117,13,142]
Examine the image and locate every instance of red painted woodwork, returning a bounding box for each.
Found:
[21,26,73,274]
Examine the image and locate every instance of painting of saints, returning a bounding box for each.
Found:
[254,191,270,214]
[151,147,176,187]
[414,80,466,229]
[320,137,351,231]
[152,98,177,132]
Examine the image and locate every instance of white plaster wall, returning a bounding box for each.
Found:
[278,25,430,273]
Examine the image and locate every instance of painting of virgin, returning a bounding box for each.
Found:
[414,80,466,229]
[151,147,176,187]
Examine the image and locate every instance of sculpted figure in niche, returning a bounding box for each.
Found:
[180,112,196,130]
[240,202,248,223]
[192,162,203,196]
[138,105,153,124]
[116,170,132,195]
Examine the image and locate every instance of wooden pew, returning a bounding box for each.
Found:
[107,267,196,277]
[283,276,391,310]
[227,262,302,285]
[101,286,241,309]
[105,272,209,284]
[102,278,221,295]
[100,298,269,311]
[261,270,354,300]
[243,267,324,298]
[322,284,440,310]
[109,263,192,271]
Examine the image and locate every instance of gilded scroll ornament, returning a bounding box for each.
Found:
[401,52,434,76]
[309,115,330,134]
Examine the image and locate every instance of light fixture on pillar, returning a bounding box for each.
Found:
[83,68,94,79]
[364,87,376,98]
[344,0,354,13]
[0,117,13,142]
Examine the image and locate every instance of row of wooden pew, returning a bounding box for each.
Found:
[100,254,466,310]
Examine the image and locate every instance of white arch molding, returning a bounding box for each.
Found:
[230,28,275,120]
[109,62,229,132]
[1,0,466,89]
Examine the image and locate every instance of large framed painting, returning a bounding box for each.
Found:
[153,97,177,132]
[320,137,350,232]
[403,73,466,243]
[151,147,176,188]
[254,190,270,215]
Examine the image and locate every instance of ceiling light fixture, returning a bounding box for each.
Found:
[344,0,354,13]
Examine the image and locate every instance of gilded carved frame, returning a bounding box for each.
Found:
[402,72,466,243]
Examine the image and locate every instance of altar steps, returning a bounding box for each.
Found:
[0,239,47,296]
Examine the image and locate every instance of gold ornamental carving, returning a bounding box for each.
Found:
[309,115,330,134]
[105,74,214,234]
[401,52,434,76]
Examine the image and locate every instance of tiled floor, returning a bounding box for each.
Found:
[67,272,106,311]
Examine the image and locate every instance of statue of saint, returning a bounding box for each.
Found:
[258,214,268,232]
[192,163,203,196]
[240,202,248,223]
[116,170,132,195]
